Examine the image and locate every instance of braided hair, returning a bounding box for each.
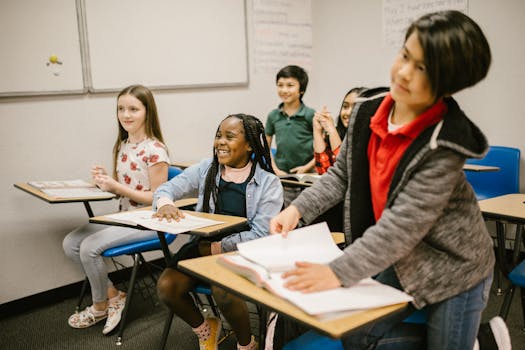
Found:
[202,114,273,213]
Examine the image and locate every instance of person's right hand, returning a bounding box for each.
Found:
[153,204,185,222]
[313,111,324,132]
[269,205,301,237]
[316,106,336,134]
[91,165,108,179]
[274,167,288,177]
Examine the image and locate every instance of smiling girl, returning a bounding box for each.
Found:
[313,87,366,174]
[153,114,283,350]
[63,85,169,334]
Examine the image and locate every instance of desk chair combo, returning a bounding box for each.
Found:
[76,166,185,346]
[465,146,521,291]
[500,225,525,331]
[466,146,525,332]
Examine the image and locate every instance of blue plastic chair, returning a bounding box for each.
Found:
[76,166,183,345]
[465,146,521,294]
[465,146,520,200]
[283,330,344,350]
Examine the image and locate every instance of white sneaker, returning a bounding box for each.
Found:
[489,316,512,350]
[102,294,126,335]
[477,316,512,350]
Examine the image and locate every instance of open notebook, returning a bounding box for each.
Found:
[279,173,321,184]
[218,222,413,318]
[105,210,223,235]
[28,179,115,199]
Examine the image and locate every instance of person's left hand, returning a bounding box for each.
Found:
[282,262,341,293]
[289,164,311,174]
[93,174,119,193]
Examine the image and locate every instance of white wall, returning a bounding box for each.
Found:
[311,0,525,187]
[1,0,524,304]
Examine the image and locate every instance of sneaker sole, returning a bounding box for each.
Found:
[489,316,512,350]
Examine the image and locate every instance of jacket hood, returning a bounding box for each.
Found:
[434,97,488,159]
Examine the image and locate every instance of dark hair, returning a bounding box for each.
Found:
[335,87,367,139]
[276,65,309,100]
[112,84,166,179]
[202,114,273,213]
[405,10,491,99]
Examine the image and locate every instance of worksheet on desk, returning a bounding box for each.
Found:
[105,210,223,234]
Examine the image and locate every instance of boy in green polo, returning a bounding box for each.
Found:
[265,65,315,206]
[265,65,315,176]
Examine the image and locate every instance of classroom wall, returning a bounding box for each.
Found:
[311,0,525,185]
[1,0,524,305]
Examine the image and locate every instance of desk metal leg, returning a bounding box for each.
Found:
[115,253,140,346]
[159,310,175,350]
[76,278,89,312]
[83,201,94,218]
[495,221,508,295]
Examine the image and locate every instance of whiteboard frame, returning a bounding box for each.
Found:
[80,0,250,94]
[0,0,87,98]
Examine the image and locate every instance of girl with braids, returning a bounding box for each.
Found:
[153,114,283,350]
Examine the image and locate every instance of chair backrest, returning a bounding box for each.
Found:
[168,166,183,180]
[465,146,520,200]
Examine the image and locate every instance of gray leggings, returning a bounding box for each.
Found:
[62,223,158,304]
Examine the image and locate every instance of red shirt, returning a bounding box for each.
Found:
[368,94,446,220]
[314,143,340,174]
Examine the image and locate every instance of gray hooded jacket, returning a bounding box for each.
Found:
[293,88,495,309]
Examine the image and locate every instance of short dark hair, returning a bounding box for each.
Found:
[405,10,491,98]
[276,65,309,100]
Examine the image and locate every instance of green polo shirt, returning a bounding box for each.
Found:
[265,102,315,173]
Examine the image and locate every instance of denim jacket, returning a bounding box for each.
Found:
[153,158,283,252]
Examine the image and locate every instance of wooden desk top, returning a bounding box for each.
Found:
[171,160,197,170]
[89,203,248,237]
[478,193,525,223]
[179,254,407,339]
[14,182,115,203]
[463,164,500,172]
[280,179,313,188]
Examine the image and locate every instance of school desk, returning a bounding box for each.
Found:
[14,182,115,218]
[463,164,500,172]
[170,160,197,170]
[280,164,498,190]
[479,193,525,275]
[178,253,408,339]
[89,205,247,263]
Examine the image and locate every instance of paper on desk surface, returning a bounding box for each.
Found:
[219,253,413,318]
[105,210,223,234]
[237,222,344,272]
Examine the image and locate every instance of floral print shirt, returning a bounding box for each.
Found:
[117,138,169,211]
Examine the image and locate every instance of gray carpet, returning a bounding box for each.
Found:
[0,271,524,349]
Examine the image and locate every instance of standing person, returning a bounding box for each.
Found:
[270,11,510,350]
[63,84,169,335]
[154,114,283,350]
[265,65,315,206]
[313,87,366,174]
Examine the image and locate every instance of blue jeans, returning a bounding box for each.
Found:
[342,266,493,350]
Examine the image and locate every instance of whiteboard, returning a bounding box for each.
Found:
[83,0,249,92]
[0,0,85,97]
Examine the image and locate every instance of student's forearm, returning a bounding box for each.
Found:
[313,129,327,153]
[114,183,154,205]
[327,129,342,151]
